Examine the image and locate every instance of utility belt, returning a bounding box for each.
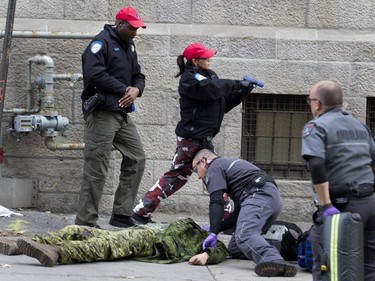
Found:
[349,182,374,197]
[330,182,375,209]
[243,170,277,196]
[82,90,134,118]
[82,92,105,117]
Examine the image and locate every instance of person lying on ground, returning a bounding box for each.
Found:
[0,218,227,267]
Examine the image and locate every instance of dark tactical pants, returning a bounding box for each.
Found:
[227,183,284,264]
[310,194,375,281]
[75,111,146,226]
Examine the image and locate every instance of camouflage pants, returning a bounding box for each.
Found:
[31,218,228,265]
[133,137,203,217]
[133,136,232,218]
[32,225,161,264]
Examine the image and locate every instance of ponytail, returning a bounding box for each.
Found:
[175,55,186,78]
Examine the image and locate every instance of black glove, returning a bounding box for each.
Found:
[238,80,254,94]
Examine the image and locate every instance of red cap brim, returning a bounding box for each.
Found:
[200,49,216,59]
[128,19,147,29]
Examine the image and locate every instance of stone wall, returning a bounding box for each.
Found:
[1,0,375,222]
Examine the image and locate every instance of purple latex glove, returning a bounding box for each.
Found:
[201,225,210,232]
[202,233,217,250]
[323,205,340,217]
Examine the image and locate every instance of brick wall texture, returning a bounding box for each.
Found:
[1,0,375,222]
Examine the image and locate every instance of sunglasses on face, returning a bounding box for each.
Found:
[193,157,206,173]
[306,96,321,105]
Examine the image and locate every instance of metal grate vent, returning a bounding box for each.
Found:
[366,97,375,137]
[241,94,312,179]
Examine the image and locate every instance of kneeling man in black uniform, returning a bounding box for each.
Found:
[192,149,297,277]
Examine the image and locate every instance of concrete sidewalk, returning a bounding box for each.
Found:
[0,210,312,281]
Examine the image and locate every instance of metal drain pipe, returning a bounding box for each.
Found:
[0,29,95,152]
[0,30,96,40]
[44,137,85,151]
[27,54,56,116]
[3,73,83,115]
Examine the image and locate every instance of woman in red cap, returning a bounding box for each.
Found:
[132,43,254,225]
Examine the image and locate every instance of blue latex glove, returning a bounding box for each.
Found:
[323,205,340,217]
[201,225,210,232]
[202,233,217,250]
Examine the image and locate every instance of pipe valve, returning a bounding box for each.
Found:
[13,115,69,132]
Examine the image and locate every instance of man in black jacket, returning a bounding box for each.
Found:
[75,6,146,229]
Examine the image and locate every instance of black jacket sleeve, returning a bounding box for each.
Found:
[223,88,244,113]
[179,68,239,103]
[209,190,225,235]
[306,156,328,184]
[130,42,145,96]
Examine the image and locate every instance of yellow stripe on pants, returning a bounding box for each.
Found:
[330,214,340,281]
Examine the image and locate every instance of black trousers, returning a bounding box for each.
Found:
[310,194,375,281]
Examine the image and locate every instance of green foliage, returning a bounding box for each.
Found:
[5,220,27,235]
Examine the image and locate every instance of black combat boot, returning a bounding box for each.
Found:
[131,212,155,225]
[109,214,135,228]
[255,260,297,277]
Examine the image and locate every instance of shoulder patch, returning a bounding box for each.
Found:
[90,41,103,54]
[302,123,315,137]
[194,73,207,81]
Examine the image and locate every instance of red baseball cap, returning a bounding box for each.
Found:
[116,6,146,29]
[183,43,217,61]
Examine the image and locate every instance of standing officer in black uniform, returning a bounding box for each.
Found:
[192,149,297,278]
[132,43,255,224]
[301,80,375,280]
[75,6,147,228]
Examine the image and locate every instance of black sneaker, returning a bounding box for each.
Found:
[131,213,155,225]
[109,214,135,228]
[255,260,297,277]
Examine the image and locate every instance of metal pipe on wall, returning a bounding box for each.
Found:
[0,30,93,151]
[53,73,83,83]
[3,107,39,114]
[0,30,95,39]
[27,55,56,116]
[4,73,83,115]
[0,30,90,118]
[20,55,83,150]
[44,137,84,151]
